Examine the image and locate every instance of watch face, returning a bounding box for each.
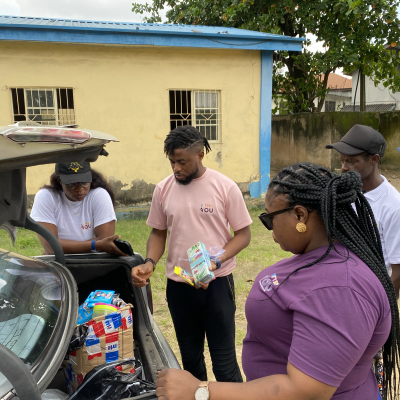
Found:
[195,387,209,400]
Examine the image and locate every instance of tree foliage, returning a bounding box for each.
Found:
[132,0,400,113]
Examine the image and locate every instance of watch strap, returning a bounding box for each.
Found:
[199,381,209,389]
[144,257,156,271]
[215,259,221,270]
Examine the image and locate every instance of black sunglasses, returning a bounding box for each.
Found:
[258,207,295,230]
[258,206,313,230]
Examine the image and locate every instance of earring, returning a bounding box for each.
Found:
[296,223,307,233]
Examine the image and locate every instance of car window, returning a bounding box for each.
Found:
[0,248,63,395]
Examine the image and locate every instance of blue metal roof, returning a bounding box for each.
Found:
[0,15,304,51]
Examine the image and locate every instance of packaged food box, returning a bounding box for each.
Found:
[63,304,134,393]
[86,290,115,307]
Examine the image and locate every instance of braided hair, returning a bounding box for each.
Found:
[164,126,212,157]
[269,162,399,399]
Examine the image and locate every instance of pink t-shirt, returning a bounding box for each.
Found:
[147,168,253,282]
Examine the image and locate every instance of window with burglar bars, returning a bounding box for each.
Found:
[11,88,75,125]
[169,90,221,141]
[325,100,336,112]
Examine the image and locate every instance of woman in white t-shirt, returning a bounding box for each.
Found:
[31,162,126,256]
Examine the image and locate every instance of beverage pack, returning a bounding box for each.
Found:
[174,266,194,286]
[187,242,214,285]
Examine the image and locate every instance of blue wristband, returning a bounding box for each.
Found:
[91,239,97,253]
[215,259,221,270]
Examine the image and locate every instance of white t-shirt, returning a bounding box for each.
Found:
[364,175,400,274]
[30,188,116,241]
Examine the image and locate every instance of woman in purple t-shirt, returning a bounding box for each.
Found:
[156,162,399,400]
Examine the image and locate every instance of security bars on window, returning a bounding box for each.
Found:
[169,90,221,141]
[11,88,75,125]
[325,100,336,112]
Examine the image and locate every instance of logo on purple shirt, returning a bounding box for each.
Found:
[260,275,272,292]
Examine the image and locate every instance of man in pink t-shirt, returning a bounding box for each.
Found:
[132,126,252,382]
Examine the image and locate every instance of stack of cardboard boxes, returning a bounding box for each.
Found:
[63,305,134,394]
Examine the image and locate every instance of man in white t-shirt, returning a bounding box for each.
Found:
[131,126,252,383]
[31,162,125,256]
[327,124,400,297]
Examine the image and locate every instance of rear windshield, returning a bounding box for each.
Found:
[0,249,63,367]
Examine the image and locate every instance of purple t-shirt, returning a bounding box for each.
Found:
[242,243,391,400]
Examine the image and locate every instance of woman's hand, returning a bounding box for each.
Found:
[96,235,127,256]
[156,369,200,400]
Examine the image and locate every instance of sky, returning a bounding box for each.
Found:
[1,0,399,78]
[0,0,150,22]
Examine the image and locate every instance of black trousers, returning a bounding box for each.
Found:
[166,274,243,382]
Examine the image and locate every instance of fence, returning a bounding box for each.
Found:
[271,111,400,172]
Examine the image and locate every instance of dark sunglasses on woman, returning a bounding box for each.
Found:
[258,206,312,230]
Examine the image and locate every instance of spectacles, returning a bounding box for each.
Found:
[258,206,313,230]
[64,182,91,190]
[258,207,295,231]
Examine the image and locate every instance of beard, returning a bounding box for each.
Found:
[174,166,199,186]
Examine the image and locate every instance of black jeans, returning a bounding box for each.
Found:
[166,274,243,382]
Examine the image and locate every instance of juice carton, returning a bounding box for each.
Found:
[187,242,214,285]
[174,266,194,286]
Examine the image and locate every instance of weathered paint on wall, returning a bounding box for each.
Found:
[271,111,400,172]
[0,41,261,203]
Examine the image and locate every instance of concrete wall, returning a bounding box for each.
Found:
[271,111,400,173]
[351,70,400,110]
[0,41,261,204]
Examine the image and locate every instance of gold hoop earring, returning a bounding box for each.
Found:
[296,223,307,233]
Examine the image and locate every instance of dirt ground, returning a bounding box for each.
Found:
[381,169,400,192]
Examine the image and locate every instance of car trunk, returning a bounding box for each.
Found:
[42,253,173,400]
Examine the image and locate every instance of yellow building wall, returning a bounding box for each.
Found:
[0,41,261,202]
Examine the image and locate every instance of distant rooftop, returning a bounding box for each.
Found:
[321,73,352,90]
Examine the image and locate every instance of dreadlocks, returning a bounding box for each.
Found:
[164,126,212,157]
[268,162,399,399]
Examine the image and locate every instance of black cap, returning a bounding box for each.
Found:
[55,162,92,184]
[326,124,387,158]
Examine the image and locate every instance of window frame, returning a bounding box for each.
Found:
[9,87,76,126]
[168,89,222,143]
[325,100,336,112]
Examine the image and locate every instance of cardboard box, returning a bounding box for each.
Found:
[63,304,134,393]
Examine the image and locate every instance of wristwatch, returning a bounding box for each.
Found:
[195,381,210,400]
[144,257,156,271]
[215,259,221,270]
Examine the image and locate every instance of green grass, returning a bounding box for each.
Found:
[0,209,289,380]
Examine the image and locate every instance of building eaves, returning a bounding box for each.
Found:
[329,88,352,92]
[0,15,304,51]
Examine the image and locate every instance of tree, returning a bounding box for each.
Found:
[132,0,400,113]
